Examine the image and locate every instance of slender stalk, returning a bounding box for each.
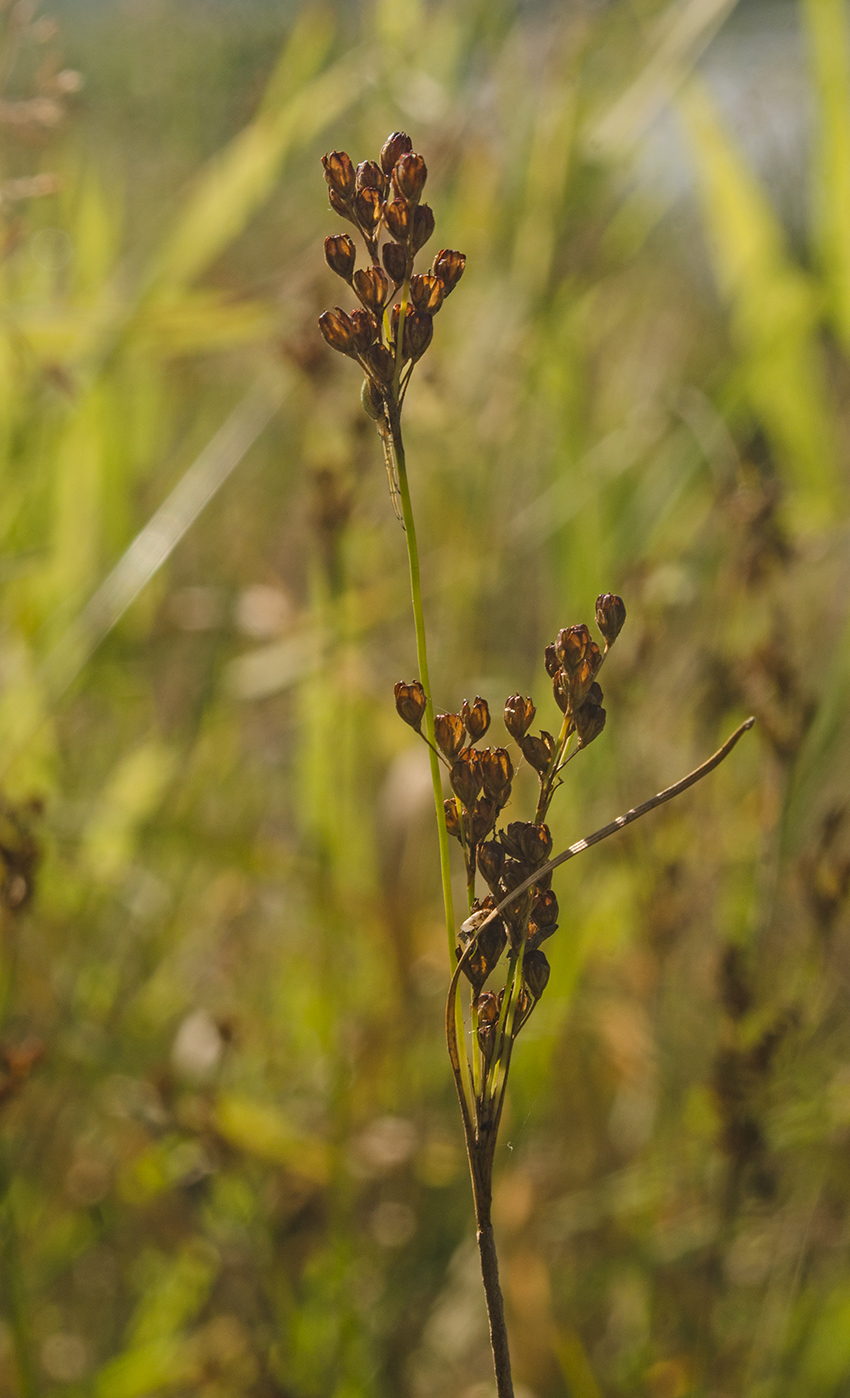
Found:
[387,406,456,964]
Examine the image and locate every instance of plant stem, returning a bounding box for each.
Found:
[387,407,456,963]
[474,1188,514,1398]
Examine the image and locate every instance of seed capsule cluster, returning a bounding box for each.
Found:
[394,592,626,1071]
[319,133,466,411]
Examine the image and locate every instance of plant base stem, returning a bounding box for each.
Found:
[477,1219,514,1398]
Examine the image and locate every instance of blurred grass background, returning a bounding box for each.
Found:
[0,0,849,1394]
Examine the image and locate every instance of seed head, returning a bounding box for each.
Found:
[354,186,382,233]
[544,644,560,678]
[380,130,413,174]
[444,798,461,839]
[382,241,408,285]
[353,265,388,314]
[555,624,591,674]
[519,823,553,866]
[504,694,536,741]
[480,746,513,800]
[324,234,356,281]
[520,731,555,774]
[435,711,466,761]
[322,149,356,197]
[318,307,356,355]
[470,795,498,844]
[462,696,490,742]
[575,702,606,749]
[523,949,550,1000]
[410,273,444,314]
[477,990,499,1025]
[403,309,434,362]
[412,203,435,253]
[450,749,483,807]
[362,344,395,384]
[349,308,379,353]
[432,249,466,294]
[477,840,505,888]
[328,187,355,223]
[394,679,426,730]
[596,592,627,646]
[355,159,387,195]
[384,197,412,241]
[393,151,428,204]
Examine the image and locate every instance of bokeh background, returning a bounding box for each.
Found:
[0,0,849,1394]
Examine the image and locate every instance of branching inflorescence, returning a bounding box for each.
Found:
[319,131,753,1398]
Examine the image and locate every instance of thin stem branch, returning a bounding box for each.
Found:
[492,717,755,930]
[388,408,456,967]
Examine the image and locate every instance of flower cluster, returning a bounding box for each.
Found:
[319,132,465,415]
[395,592,626,1052]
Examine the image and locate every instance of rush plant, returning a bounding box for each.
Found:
[319,132,753,1398]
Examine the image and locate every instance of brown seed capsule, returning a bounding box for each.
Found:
[532,888,559,928]
[477,840,505,888]
[403,309,433,362]
[355,159,387,195]
[410,273,444,314]
[411,203,435,253]
[477,990,499,1025]
[520,732,554,774]
[588,640,603,675]
[480,746,514,800]
[354,186,382,232]
[520,823,553,866]
[322,150,356,197]
[394,679,426,730]
[569,657,595,709]
[318,307,356,354]
[470,795,498,844]
[478,1020,497,1063]
[435,711,466,761]
[450,749,483,808]
[362,344,395,384]
[575,702,606,749]
[544,644,560,678]
[587,681,604,707]
[324,234,356,281]
[500,856,533,894]
[384,197,412,241]
[552,669,570,714]
[462,696,490,742]
[353,265,388,314]
[596,593,626,646]
[444,798,461,839]
[504,694,536,741]
[432,249,466,295]
[382,240,408,285]
[556,624,591,674]
[350,308,379,353]
[523,948,550,1000]
[478,913,507,970]
[393,151,427,203]
[328,187,356,222]
[380,130,413,174]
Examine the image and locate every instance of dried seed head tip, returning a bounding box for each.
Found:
[393,151,428,203]
[380,130,413,174]
[461,696,490,742]
[596,593,626,645]
[394,680,427,730]
[433,249,466,294]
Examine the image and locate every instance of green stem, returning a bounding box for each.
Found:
[389,408,456,965]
